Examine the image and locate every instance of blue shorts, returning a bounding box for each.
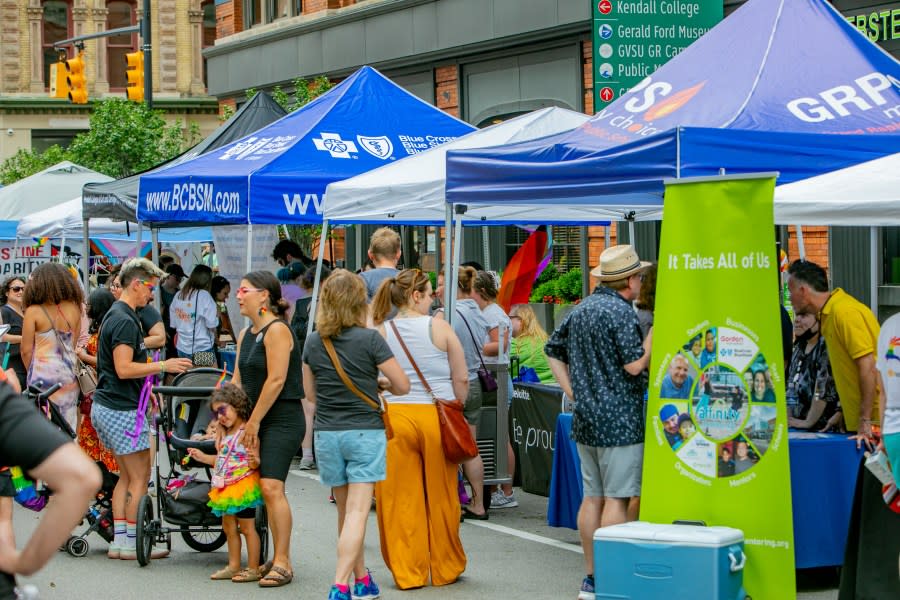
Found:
[314,429,387,487]
[91,403,150,456]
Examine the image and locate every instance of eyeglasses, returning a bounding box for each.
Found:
[510,315,522,320]
[9,286,24,293]
[211,405,229,417]
[139,280,156,293]
[236,286,264,295]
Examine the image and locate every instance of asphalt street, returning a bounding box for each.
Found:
[14,459,840,599]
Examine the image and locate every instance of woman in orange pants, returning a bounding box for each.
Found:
[371,270,469,589]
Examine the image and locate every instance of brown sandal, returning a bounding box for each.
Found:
[232,567,262,583]
[258,565,293,588]
[210,566,240,580]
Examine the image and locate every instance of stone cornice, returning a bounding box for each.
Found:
[25,6,44,18]
[0,97,220,115]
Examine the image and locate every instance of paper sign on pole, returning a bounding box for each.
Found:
[641,175,795,598]
[213,225,281,331]
[0,243,52,276]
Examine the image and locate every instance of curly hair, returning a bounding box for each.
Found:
[209,383,252,421]
[371,268,430,324]
[0,276,26,305]
[23,263,83,308]
[315,269,367,339]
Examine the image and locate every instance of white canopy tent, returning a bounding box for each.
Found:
[0,162,112,220]
[774,153,900,318]
[17,197,136,239]
[324,107,591,225]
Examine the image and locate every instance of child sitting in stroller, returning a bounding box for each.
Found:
[187,383,263,582]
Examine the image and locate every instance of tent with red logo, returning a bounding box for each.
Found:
[444,0,900,222]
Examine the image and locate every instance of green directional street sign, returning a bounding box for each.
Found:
[592,0,722,112]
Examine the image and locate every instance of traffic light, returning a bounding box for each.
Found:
[125,51,144,103]
[65,53,88,104]
[48,61,69,99]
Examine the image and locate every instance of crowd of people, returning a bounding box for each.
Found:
[0,229,896,600]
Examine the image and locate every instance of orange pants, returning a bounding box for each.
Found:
[375,403,467,589]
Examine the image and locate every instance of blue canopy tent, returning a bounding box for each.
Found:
[446,0,900,221]
[138,65,474,228]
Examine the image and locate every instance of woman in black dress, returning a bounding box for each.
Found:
[231,271,304,587]
[0,277,28,390]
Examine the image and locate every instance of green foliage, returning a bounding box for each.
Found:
[533,263,559,288]
[65,99,191,178]
[529,267,582,304]
[270,76,334,114]
[0,145,68,185]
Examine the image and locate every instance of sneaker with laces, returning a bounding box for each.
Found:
[298,456,316,470]
[577,575,595,600]
[490,490,518,509]
[327,585,352,600]
[351,569,380,600]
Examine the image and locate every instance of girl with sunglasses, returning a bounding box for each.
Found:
[187,383,263,582]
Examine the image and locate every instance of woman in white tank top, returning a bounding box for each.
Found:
[370,269,469,589]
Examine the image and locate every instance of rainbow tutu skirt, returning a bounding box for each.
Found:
[207,471,263,516]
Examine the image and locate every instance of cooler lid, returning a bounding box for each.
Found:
[593,521,744,547]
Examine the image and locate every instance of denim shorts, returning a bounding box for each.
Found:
[314,429,387,487]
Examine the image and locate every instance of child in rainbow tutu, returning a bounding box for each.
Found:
[187,383,263,582]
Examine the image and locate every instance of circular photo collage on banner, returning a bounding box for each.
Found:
[657,326,776,479]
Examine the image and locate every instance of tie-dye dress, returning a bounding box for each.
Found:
[27,327,79,431]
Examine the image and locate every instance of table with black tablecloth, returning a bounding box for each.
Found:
[548,413,865,568]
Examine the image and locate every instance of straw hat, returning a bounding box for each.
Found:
[591,244,650,281]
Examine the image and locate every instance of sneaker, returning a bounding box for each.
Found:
[577,575,595,600]
[327,585,352,600]
[351,569,380,600]
[147,481,157,498]
[298,457,316,470]
[491,490,518,509]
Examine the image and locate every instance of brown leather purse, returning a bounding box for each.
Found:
[321,337,393,440]
[389,321,478,464]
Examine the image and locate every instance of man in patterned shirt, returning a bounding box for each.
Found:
[545,244,652,600]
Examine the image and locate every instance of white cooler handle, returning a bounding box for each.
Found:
[728,549,746,572]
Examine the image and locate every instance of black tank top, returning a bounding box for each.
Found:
[238,320,303,405]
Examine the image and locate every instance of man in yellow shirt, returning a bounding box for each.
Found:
[787,260,880,450]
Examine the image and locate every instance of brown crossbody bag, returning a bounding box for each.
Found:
[321,337,393,440]
[388,321,478,464]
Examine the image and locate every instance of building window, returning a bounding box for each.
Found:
[202,0,215,87]
[32,129,82,153]
[505,226,582,273]
[42,0,72,88]
[244,0,262,28]
[107,0,137,90]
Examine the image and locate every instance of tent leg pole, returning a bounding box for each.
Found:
[481,225,490,271]
[605,225,611,250]
[628,220,636,251]
[871,226,879,320]
[82,219,90,290]
[450,212,463,324]
[355,226,363,272]
[136,222,143,259]
[795,225,806,259]
[308,220,329,339]
[60,233,66,263]
[152,228,160,310]
[443,206,454,321]
[433,225,441,276]
[245,224,253,274]
[580,226,589,299]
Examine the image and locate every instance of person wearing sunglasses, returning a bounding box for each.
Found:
[0,277,28,390]
[91,258,192,562]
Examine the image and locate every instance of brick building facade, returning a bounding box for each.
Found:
[0,0,221,162]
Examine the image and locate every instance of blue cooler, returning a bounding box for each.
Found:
[593,521,748,600]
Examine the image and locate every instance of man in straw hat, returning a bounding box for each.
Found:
[545,244,653,600]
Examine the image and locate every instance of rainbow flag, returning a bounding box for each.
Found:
[497,226,551,313]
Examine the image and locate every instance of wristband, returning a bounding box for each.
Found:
[159,361,166,375]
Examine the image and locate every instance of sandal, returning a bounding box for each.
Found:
[259,560,273,577]
[258,565,293,588]
[210,566,240,580]
[232,567,262,583]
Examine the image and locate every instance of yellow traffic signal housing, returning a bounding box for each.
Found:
[65,53,88,104]
[49,61,69,99]
[125,51,144,103]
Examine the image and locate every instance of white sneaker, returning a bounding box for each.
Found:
[298,457,316,470]
[491,490,518,509]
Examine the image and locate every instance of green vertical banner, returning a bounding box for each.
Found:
[641,175,796,598]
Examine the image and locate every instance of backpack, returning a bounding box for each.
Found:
[290,297,312,353]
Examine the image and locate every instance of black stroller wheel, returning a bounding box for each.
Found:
[136,495,155,566]
[255,505,269,564]
[180,528,227,552]
[66,536,89,558]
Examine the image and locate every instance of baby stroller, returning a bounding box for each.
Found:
[63,462,119,557]
[135,367,269,567]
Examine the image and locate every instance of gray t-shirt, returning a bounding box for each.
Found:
[303,326,394,431]
[445,299,491,380]
[360,267,399,302]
